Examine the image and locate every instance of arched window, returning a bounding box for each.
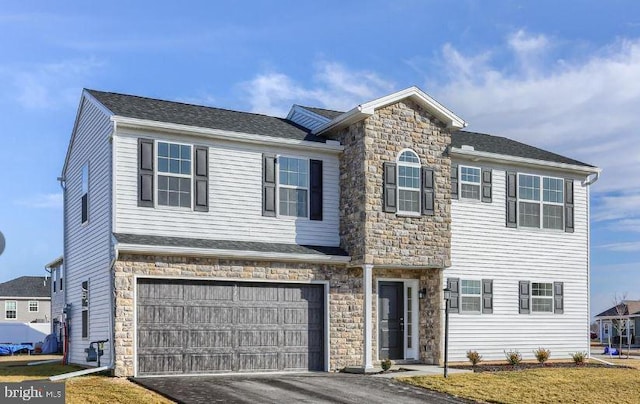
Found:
[397,149,421,213]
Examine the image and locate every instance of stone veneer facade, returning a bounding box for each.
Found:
[330,99,453,365]
[333,99,453,268]
[113,254,363,377]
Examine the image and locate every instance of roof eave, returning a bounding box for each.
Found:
[314,86,467,135]
[113,116,344,153]
[115,243,351,264]
[449,147,602,176]
[45,256,64,269]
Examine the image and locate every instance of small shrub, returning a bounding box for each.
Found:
[534,348,551,364]
[466,350,482,367]
[381,358,392,371]
[571,352,587,365]
[504,349,522,366]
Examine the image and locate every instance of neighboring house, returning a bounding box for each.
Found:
[594,300,640,346]
[45,256,65,348]
[60,86,600,377]
[0,276,51,323]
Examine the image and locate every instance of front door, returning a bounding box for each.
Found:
[378,282,404,360]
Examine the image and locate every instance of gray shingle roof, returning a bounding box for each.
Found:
[595,301,640,317]
[114,233,348,257]
[451,130,594,168]
[0,276,49,298]
[86,90,325,143]
[297,106,343,120]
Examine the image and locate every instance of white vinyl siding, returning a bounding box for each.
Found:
[63,95,113,367]
[114,133,340,246]
[447,160,589,362]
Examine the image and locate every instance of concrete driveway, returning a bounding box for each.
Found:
[132,372,472,404]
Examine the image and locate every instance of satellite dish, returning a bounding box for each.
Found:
[0,231,4,256]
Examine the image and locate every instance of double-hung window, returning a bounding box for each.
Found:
[29,301,38,312]
[460,280,482,313]
[81,163,89,224]
[531,282,553,312]
[5,301,16,319]
[518,174,564,229]
[157,142,192,208]
[460,166,481,200]
[397,150,421,214]
[278,157,308,217]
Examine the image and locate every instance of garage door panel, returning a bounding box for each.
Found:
[138,305,184,324]
[187,306,234,323]
[188,330,233,348]
[136,279,325,376]
[186,282,234,301]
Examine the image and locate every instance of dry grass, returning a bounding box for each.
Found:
[402,363,640,404]
[0,355,173,404]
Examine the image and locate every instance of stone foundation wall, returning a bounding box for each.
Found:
[113,254,363,376]
[371,268,442,365]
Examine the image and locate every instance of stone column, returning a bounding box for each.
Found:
[363,264,373,369]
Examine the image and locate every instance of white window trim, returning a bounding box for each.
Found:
[459,165,481,201]
[155,141,193,210]
[530,281,554,313]
[517,173,565,230]
[5,301,17,320]
[459,279,483,314]
[396,149,421,216]
[28,301,39,313]
[276,155,310,219]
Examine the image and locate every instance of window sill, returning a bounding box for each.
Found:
[514,226,566,233]
[396,212,421,218]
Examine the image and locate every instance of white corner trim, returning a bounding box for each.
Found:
[314,86,466,134]
[112,116,344,153]
[363,264,373,369]
[449,147,602,175]
[116,243,351,264]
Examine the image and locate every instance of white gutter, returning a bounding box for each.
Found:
[49,366,110,381]
[112,116,344,153]
[0,296,51,300]
[116,243,351,264]
[449,147,602,176]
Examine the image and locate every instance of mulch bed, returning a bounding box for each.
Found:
[451,362,632,373]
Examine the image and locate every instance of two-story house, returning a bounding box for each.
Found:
[59,86,599,377]
[0,276,51,324]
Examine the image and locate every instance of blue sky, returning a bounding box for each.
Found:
[0,1,638,316]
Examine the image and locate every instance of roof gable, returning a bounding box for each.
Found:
[595,300,640,317]
[314,86,467,134]
[0,276,50,298]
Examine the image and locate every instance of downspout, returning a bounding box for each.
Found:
[108,247,118,371]
[584,170,599,361]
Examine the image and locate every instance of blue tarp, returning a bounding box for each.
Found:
[41,333,58,354]
[0,344,33,355]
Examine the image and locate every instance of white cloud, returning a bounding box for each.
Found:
[240,61,395,116]
[598,241,640,252]
[427,32,640,231]
[15,193,63,209]
[0,58,103,109]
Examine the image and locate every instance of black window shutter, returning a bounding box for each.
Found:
[193,146,209,212]
[481,168,492,203]
[421,167,435,216]
[451,164,459,200]
[554,282,564,314]
[309,159,323,221]
[262,154,277,217]
[564,179,574,233]
[447,278,459,313]
[81,194,88,223]
[138,138,154,207]
[383,162,397,213]
[506,172,518,228]
[519,281,530,314]
[482,279,493,314]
